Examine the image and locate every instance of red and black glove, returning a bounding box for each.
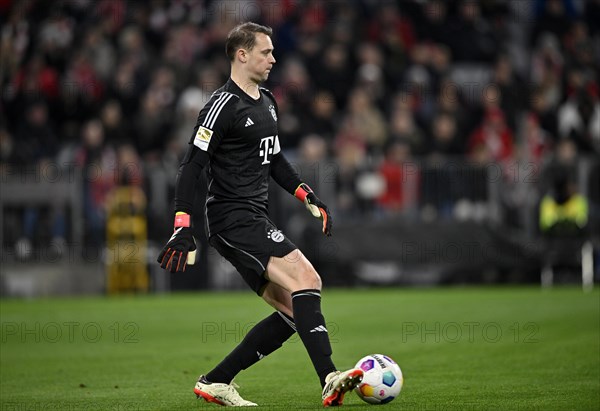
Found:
[294,183,333,236]
[157,212,197,273]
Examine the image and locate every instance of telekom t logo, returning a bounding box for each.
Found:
[259,136,275,165]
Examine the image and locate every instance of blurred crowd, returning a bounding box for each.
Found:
[1,0,599,254]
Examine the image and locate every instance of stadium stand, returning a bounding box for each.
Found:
[1,0,598,294]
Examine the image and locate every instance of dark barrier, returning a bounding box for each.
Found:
[307,219,544,286]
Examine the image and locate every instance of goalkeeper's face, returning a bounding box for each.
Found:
[246,33,276,84]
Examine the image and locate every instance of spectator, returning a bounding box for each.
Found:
[530,86,559,141]
[342,88,388,153]
[314,43,355,109]
[563,21,595,72]
[367,3,415,53]
[447,0,500,63]
[300,90,337,143]
[427,112,463,159]
[540,138,579,199]
[14,100,58,165]
[416,0,452,45]
[11,101,63,259]
[0,128,14,165]
[377,139,418,214]
[38,10,75,69]
[273,58,314,148]
[297,0,327,35]
[520,113,553,170]
[106,56,144,118]
[100,100,129,146]
[81,25,117,82]
[557,69,600,152]
[493,54,523,132]
[116,143,143,187]
[403,43,435,124]
[133,89,173,160]
[389,108,426,156]
[432,79,469,143]
[429,44,452,97]
[531,0,577,46]
[162,23,204,69]
[355,42,387,103]
[540,168,588,236]
[287,134,333,233]
[11,53,60,101]
[583,0,600,37]
[467,107,515,165]
[117,25,150,68]
[333,121,367,219]
[75,119,116,247]
[0,5,31,79]
[61,51,105,122]
[538,166,589,282]
[530,33,564,102]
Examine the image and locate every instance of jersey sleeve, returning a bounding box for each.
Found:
[270,149,302,195]
[174,92,238,215]
[190,92,238,156]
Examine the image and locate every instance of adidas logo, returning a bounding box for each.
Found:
[309,325,328,333]
[245,117,254,127]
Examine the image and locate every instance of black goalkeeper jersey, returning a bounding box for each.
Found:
[190,79,283,236]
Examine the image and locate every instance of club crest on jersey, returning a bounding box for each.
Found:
[193,126,213,151]
[268,104,277,122]
[267,229,284,243]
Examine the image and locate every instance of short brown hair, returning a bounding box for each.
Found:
[225,22,273,61]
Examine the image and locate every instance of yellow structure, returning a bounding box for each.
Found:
[105,186,149,293]
[539,193,588,234]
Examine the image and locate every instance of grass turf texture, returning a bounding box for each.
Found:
[1,287,598,410]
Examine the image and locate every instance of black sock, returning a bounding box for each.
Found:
[205,311,296,384]
[291,289,336,387]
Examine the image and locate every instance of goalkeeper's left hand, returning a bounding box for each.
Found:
[295,183,333,236]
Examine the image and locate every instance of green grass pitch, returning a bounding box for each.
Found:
[1,287,599,410]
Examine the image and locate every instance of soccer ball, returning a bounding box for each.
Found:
[354,354,403,404]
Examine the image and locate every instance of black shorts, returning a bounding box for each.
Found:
[208,216,297,295]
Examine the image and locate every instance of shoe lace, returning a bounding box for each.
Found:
[326,371,340,385]
[225,381,247,403]
[323,372,339,397]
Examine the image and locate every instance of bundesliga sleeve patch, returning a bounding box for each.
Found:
[193,126,213,151]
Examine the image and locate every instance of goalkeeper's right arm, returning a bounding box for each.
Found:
[157,145,208,272]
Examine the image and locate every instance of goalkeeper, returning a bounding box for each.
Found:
[157,22,362,407]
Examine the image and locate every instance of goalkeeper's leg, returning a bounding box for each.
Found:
[197,297,296,406]
[265,250,363,406]
[204,305,296,385]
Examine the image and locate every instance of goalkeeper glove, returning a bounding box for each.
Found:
[157,212,197,273]
[294,183,333,236]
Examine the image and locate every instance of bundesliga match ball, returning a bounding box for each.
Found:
[354,354,403,405]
